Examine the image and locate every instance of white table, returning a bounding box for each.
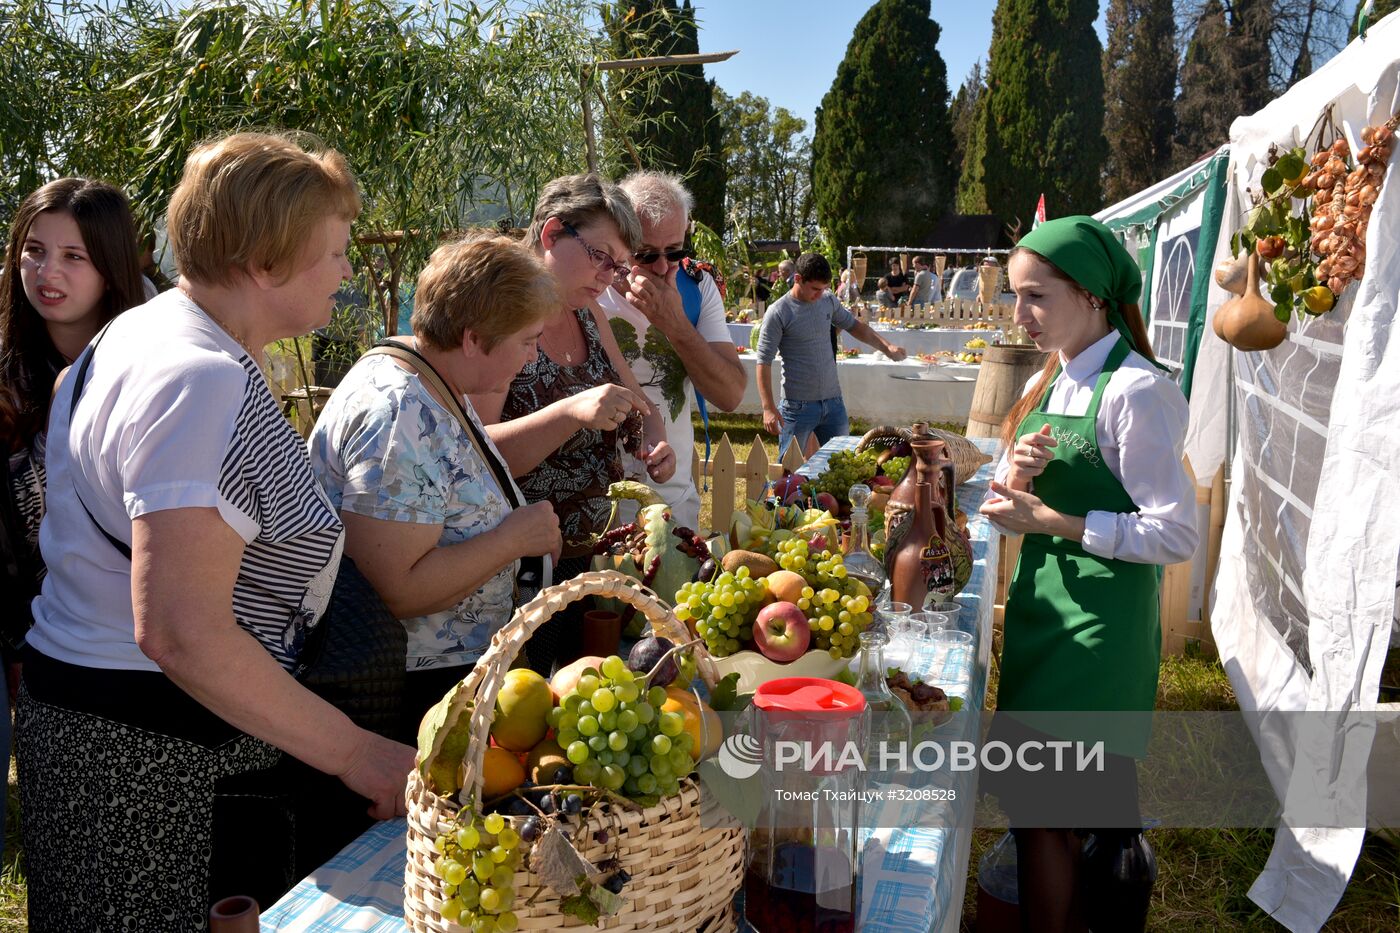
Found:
[735,354,979,424]
[840,325,999,356]
[260,439,1003,933]
[727,321,755,347]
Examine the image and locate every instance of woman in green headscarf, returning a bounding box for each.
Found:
[978,216,1197,932]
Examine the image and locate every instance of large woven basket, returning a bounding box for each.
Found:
[857,426,992,485]
[405,571,746,932]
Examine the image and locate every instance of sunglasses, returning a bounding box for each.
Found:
[632,247,692,266]
[560,222,630,277]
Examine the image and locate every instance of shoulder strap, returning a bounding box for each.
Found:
[67,323,133,561]
[671,266,711,487]
[365,341,522,508]
[365,340,548,596]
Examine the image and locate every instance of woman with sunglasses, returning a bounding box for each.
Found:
[472,174,674,673]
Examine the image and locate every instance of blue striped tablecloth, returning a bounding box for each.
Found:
[262,438,1002,933]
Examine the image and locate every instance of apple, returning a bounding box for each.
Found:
[815,491,840,515]
[752,601,811,663]
[868,474,894,490]
[772,472,808,504]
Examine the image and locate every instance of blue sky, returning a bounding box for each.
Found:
[688,1,1109,133]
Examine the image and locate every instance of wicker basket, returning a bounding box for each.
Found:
[405,571,746,932]
[857,426,992,485]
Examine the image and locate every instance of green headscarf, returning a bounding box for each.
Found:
[1016,214,1154,361]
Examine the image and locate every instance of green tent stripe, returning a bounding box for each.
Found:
[1101,159,1217,233]
[1179,154,1229,399]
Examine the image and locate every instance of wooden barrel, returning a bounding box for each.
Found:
[965,344,1049,439]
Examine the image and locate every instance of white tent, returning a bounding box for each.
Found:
[1200,13,1400,932]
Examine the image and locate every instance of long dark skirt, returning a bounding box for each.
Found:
[17,651,292,933]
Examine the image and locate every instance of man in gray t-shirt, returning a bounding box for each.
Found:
[910,254,940,306]
[756,253,907,456]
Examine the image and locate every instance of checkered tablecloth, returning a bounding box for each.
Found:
[262,438,1002,933]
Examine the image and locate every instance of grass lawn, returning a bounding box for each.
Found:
[0,415,1393,931]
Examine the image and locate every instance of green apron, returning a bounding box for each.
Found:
[998,337,1160,757]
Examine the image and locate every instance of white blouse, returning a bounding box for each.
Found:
[987,331,1198,566]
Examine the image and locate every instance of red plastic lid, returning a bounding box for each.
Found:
[753,677,866,716]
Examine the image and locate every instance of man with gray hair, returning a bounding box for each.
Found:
[597,171,744,528]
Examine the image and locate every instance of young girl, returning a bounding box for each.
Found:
[0,178,144,861]
[1,178,145,650]
[980,216,1197,932]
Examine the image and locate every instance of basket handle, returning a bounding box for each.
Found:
[449,570,716,808]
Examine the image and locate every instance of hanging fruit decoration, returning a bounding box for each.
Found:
[1220,109,1396,349]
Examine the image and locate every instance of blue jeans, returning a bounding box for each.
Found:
[778,396,849,458]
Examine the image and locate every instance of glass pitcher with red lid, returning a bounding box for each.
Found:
[744,677,866,933]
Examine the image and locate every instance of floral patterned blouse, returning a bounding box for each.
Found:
[308,353,519,672]
[503,308,631,557]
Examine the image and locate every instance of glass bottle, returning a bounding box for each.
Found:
[842,483,886,596]
[1082,831,1157,933]
[856,630,911,792]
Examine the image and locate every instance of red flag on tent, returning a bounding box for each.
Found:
[1032,194,1047,231]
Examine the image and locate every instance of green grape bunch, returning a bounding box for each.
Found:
[432,808,523,931]
[547,655,696,800]
[774,538,875,659]
[673,567,769,657]
[810,449,882,502]
[881,455,911,485]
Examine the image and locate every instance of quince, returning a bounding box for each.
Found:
[1301,286,1335,314]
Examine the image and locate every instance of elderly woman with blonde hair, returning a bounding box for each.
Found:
[18,132,414,931]
[310,233,564,740]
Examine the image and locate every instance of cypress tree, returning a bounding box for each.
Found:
[1350,0,1400,39]
[810,0,955,259]
[1231,0,1275,114]
[1172,0,1236,170]
[603,1,726,229]
[1102,0,1177,203]
[956,0,1108,223]
[948,60,984,189]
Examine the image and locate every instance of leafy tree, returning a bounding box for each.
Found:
[948,60,985,189]
[1172,0,1237,169]
[1350,0,1400,39]
[601,0,725,229]
[713,89,813,244]
[1102,0,1176,203]
[810,0,955,260]
[957,0,1107,222]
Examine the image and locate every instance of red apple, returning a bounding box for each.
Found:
[815,491,841,514]
[752,601,811,663]
[868,475,894,490]
[772,472,808,504]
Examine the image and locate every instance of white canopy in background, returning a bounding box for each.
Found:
[1206,12,1400,931]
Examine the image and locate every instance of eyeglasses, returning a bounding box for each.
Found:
[633,247,692,266]
[560,222,630,277]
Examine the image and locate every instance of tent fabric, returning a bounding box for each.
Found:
[1209,11,1400,931]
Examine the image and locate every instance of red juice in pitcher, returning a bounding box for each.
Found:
[744,842,856,933]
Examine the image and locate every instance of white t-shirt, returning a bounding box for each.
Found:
[308,353,519,671]
[986,331,1198,565]
[29,289,344,671]
[598,270,729,530]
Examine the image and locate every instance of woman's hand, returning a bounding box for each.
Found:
[568,383,650,431]
[336,728,416,820]
[644,441,677,483]
[1007,423,1057,486]
[979,481,1085,541]
[500,500,562,562]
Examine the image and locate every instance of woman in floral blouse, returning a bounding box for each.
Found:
[309,234,565,738]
